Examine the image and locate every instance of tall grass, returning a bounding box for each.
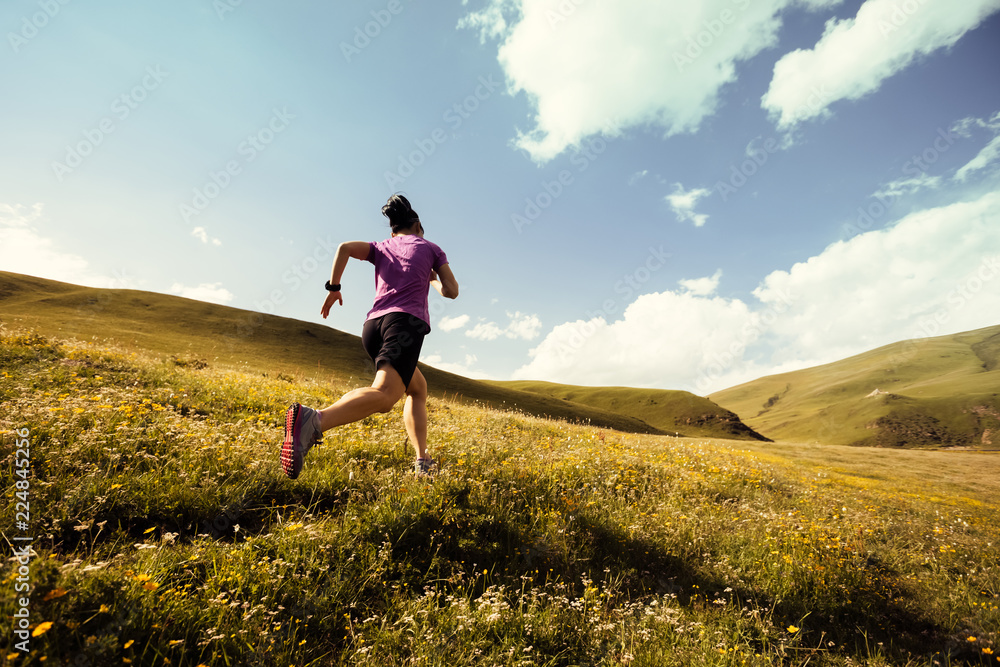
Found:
[1,329,998,666]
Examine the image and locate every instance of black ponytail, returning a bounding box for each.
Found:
[382,194,420,233]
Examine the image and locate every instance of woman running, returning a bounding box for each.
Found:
[280,194,459,478]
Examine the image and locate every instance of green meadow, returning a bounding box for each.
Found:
[490,381,768,442]
[710,325,1000,449]
[1,328,998,666]
[1,273,999,666]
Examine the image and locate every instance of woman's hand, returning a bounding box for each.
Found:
[431,264,459,299]
[320,290,343,319]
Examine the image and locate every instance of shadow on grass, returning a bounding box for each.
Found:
[359,478,952,665]
[38,458,957,666]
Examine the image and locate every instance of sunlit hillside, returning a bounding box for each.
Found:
[0,271,675,437]
[491,380,769,441]
[1,328,997,666]
[711,325,1000,449]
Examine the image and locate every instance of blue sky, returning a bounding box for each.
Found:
[2,0,999,394]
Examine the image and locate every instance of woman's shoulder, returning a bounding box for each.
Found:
[418,237,444,251]
[398,235,444,252]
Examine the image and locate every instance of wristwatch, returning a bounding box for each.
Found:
[325,281,341,292]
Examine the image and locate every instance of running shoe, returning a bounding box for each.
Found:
[414,457,436,476]
[281,403,321,479]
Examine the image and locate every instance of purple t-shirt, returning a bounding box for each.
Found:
[365,235,448,327]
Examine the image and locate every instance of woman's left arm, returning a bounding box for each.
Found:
[431,263,459,299]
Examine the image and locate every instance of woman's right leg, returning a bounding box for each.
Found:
[316,367,405,431]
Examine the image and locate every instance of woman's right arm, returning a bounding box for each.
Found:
[431,263,459,299]
[330,241,370,284]
[321,241,371,319]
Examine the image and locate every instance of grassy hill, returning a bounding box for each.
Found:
[710,325,1000,449]
[0,271,670,437]
[1,325,998,666]
[491,380,769,441]
[5,270,997,451]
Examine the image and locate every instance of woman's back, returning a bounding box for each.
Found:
[366,235,448,327]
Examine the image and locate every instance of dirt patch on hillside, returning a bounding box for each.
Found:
[967,404,1000,446]
[971,331,1000,371]
[684,411,772,442]
[862,413,963,448]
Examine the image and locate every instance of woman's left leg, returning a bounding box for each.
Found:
[403,367,428,460]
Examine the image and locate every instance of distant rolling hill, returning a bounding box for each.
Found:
[0,271,762,440]
[710,325,1000,449]
[490,380,770,441]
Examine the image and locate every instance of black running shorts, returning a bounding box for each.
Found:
[361,312,430,389]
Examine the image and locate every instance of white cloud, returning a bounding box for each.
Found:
[192,226,222,246]
[870,112,1000,198]
[438,314,471,332]
[666,183,711,227]
[628,170,649,186]
[0,203,122,288]
[466,311,542,341]
[954,112,1000,181]
[956,135,1000,181]
[753,190,1000,365]
[873,174,942,199]
[507,311,543,339]
[168,282,234,305]
[514,190,1000,393]
[512,291,757,390]
[461,0,841,163]
[679,269,723,296]
[457,0,515,42]
[466,321,505,341]
[762,0,1000,129]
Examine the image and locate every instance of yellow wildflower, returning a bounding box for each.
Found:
[42,588,68,601]
[32,621,54,637]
